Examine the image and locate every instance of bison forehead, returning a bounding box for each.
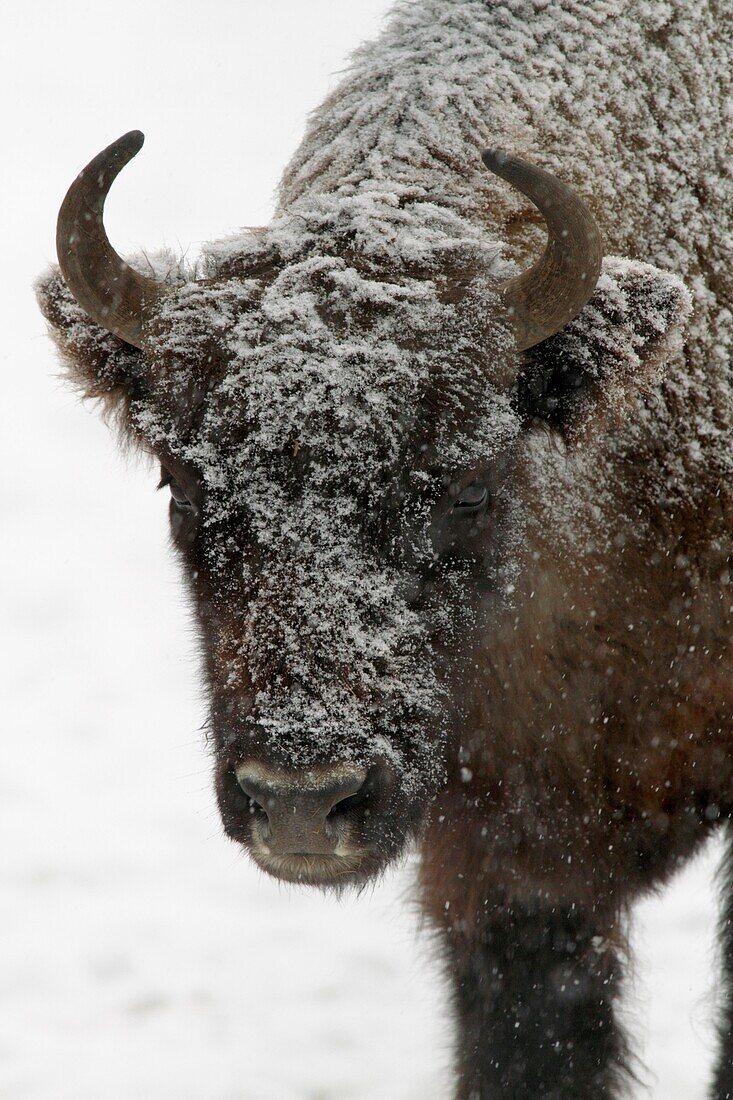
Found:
[138,249,520,504]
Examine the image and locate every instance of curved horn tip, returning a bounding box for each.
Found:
[481,148,512,171]
[119,129,145,153]
[105,129,145,164]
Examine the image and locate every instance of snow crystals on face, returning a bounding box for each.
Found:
[133,171,520,788]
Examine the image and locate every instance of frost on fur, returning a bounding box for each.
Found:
[517,258,693,440]
[36,266,144,432]
[35,249,191,443]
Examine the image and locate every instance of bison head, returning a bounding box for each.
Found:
[38,132,689,887]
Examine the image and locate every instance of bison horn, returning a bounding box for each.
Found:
[56,130,160,349]
[482,150,603,351]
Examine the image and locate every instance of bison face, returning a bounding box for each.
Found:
[164,449,522,889]
[39,133,690,888]
[139,262,523,888]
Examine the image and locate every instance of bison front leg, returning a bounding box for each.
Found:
[712,825,733,1099]
[440,904,628,1099]
[420,815,630,1100]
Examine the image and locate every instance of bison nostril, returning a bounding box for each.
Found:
[234,763,368,854]
[326,784,367,822]
[243,797,272,841]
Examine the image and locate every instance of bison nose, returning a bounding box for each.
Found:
[234,763,367,855]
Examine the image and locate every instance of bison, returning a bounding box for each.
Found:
[37,0,733,1096]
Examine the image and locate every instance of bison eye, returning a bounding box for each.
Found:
[158,469,198,518]
[169,481,193,510]
[453,484,488,513]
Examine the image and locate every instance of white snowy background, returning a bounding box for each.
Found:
[0,1,724,1096]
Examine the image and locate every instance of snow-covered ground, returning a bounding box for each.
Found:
[0,2,725,1095]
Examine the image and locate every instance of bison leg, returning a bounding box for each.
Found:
[713,826,733,1098]
[441,904,629,1099]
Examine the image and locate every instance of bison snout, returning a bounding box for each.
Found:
[235,763,367,856]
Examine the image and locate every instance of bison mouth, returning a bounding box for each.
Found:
[248,845,378,888]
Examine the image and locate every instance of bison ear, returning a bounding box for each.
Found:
[36,265,147,444]
[514,257,692,442]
